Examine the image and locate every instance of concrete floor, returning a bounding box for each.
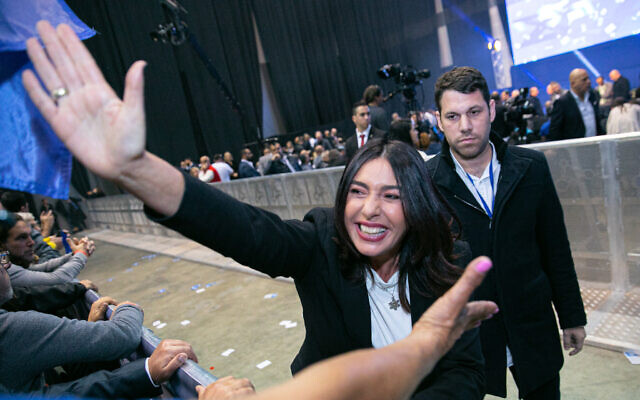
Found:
[78,238,640,399]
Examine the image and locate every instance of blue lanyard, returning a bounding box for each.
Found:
[465,158,494,219]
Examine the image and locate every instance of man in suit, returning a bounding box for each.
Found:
[548,68,603,141]
[238,148,260,178]
[609,69,631,101]
[426,66,586,399]
[345,100,385,162]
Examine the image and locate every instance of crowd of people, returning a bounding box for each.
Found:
[4,16,640,400]
[491,68,640,143]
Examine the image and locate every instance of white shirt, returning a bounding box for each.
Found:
[450,142,501,217]
[450,142,513,366]
[365,269,412,348]
[570,90,597,138]
[212,162,234,182]
[355,125,372,148]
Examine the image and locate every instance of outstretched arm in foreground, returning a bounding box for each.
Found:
[198,257,498,400]
[22,20,183,216]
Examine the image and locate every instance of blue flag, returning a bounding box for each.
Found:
[0,0,95,199]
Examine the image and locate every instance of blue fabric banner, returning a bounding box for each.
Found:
[0,0,95,199]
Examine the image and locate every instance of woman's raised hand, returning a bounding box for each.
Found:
[22,21,147,181]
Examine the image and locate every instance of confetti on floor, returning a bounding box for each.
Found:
[264,293,278,299]
[107,278,113,282]
[256,360,272,369]
[181,320,191,326]
[221,348,235,357]
[158,288,166,294]
[132,262,139,266]
[191,284,201,291]
[157,322,167,329]
[172,258,181,262]
[196,288,206,294]
[152,320,161,327]
[125,268,133,272]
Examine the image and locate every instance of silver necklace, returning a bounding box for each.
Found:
[374,279,401,311]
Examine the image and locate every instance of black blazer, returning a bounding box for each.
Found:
[426,134,586,397]
[28,359,161,398]
[153,175,486,399]
[345,126,385,162]
[548,90,603,141]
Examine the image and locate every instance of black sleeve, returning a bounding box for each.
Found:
[146,173,319,280]
[33,359,162,399]
[412,328,485,399]
[4,282,87,313]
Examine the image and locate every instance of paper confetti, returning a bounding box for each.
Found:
[158,289,166,294]
[221,348,235,357]
[624,351,640,365]
[256,360,272,369]
[172,258,181,262]
[157,322,167,329]
[180,320,191,326]
[132,262,139,267]
[196,288,206,294]
[106,278,113,282]
[125,268,133,272]
[191,284,202,291]
[263,293,278,299]
[152,320,161,327]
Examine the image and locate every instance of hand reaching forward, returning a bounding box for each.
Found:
[196,376,256,400]
[87,296,117,322]
[22,21,146,181]
[411,256,499,357]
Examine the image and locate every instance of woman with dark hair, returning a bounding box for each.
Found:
[387,118,429,160]
[606,97,640,134]
[23,21,487,399]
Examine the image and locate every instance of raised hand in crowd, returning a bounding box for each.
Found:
[68,235,94,256]
[87,295,118,322]
[24,20,184,216]
[39,210,55,237]
[148,339,199,386]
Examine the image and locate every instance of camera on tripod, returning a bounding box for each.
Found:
[377,64,430,112]
[505,87,537,144]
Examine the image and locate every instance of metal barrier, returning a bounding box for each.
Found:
[85,132,640,351]
[84,290,216,398]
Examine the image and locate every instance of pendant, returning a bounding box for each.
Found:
[388,296,401,310]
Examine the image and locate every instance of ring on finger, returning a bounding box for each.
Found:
[50,87,69,104]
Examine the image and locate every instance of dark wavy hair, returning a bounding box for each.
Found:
[0,211,20,246]
[333,138,462,311]
[387,118,414,146]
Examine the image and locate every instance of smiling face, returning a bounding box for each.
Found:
[4,221,35,267]
[436,89,494,162]
[344,158,407,270]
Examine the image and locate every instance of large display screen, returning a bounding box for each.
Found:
[506,0,640,65]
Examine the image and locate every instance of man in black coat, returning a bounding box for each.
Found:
[345,100,385,162]
[237,148,260,179]
[548,68,604,141]
[609,69,631,101]
[426,67,586,399]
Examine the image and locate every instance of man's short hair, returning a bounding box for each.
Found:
[363,85,382,104]
[434,66,490,111]
[0,192,27,213]
[213,154,223,162]
[352,100,368,115]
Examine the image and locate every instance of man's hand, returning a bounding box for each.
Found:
[23,21,147,181]
[79,279,98,291]
[88,296,117,322]
[563,326,586,356]
[148,339,199,385]
[196,376,256,400]
[411,257,498,356]
[69,236,94,256]
[39,210,55,237]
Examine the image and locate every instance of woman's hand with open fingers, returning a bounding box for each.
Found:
[22,21,147,181]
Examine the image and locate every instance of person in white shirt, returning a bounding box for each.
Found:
[211,154,234,182]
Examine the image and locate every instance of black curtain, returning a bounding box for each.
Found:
[65,0,261,167]
[252,0,498,134]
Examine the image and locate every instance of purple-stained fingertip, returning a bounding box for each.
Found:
[475,260,493,273]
